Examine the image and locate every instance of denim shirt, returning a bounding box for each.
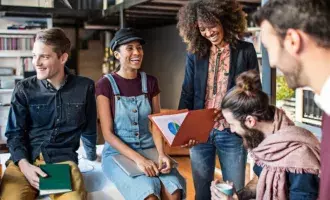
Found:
[5,70,97,164]
[254,165,319,200]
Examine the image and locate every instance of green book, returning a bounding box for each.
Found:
[39,164,72,196]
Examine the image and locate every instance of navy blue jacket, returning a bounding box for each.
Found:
[254,165,319,200]
[178,40,260,110]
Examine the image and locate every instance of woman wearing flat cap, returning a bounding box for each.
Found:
[96,28,186,200]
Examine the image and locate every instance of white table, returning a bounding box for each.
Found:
[0,145,124,200]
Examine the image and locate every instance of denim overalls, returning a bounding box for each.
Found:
[102,72,155,156]
[101,72,186,200]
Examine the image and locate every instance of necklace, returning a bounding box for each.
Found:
[213,48,222,96]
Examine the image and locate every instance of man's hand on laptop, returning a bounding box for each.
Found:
[136,157,159,177]
[158,154,171,174]
[18,159,47,189]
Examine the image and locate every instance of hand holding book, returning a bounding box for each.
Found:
[180,109,223,148]
[148,109,216,147]
[181,139,199,148]
[39,164,72,195]
[18,159,48,189]
[214,108,224,121]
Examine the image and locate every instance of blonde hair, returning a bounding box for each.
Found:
[36,28,71,58]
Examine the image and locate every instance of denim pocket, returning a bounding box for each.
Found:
[29,104,53,127]
[214,129,244,152]
[66,102,86,126]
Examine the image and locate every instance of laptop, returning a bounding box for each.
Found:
[112,148,178,177]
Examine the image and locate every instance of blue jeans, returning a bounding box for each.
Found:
[190,128,247,200]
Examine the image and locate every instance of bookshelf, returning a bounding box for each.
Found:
[0,16,52,82]
[244,27,262,75]
[0,16,52,144]
[0,29,41,34]
[0,51,33,57]
[245,27,261,57]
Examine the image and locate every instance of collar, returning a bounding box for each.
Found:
[41,67,71,90]
[210,43,230,54]
[314,76,330,115]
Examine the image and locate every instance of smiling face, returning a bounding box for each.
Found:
[222,109,265,149]
[32,41,67,80]
[115,40,144,70]
[260,20,306,89]
[198,20,225,46]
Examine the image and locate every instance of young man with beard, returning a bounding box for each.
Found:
[211,71,320,200]
[0,28,97,200]
[252,1,330,199]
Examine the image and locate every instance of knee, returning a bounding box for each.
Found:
[144,194,158,200]
[54,191,87,200]
[0,190,36,200]
[169,189,182,200]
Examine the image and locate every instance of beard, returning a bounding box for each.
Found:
[241,124,265,149]
[282,66,303,89]
[272,48,305,89]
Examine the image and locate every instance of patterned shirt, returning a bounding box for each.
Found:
[205,44,230,131]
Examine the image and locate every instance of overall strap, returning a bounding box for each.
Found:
[140,71,148,94]
[104,74,120,96]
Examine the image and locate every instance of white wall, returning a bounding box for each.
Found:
[140,25,187,109]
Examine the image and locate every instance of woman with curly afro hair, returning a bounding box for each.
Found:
[177,0,261,199]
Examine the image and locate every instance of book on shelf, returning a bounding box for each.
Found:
[0,37,34,51]
[22,57,34,72]
[148,109,216,146]
[39,164,72,196]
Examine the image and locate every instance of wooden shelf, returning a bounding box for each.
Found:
[0,29,40,35]
[0,51,32,57]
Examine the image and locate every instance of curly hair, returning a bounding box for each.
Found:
[177,0,246,58]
